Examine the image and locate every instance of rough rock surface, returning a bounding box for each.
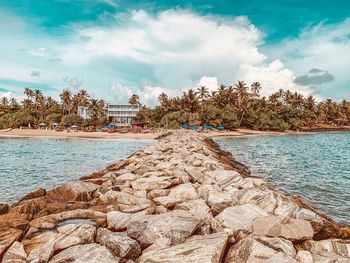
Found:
[0,130,349,262]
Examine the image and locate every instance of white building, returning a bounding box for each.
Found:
[77,106,89,119]
[105,103,139,125]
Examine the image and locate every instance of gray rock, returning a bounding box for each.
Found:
[207,190,237,215]
[153,183,199,207]
[96,228,141,260]
[127,212,201,246]
[224,234,295,263]
[2,241,27,263]
[303,239,350,257]
[215,204,268,233]
[252,215,314,241]
[138,232,228,263]
[49,243,120,263]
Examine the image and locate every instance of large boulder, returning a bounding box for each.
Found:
[97,191,153,206]
[130,173,179,191]
[30,209,106,229]
[138,232,228,263]
[153,183,199,207]
[211,169,242,191]
[207,190,237,215]
[126,212,201,246]
[215,204,268,233]
[302,239,350,258]
[19,188,46,202]
[2,241,27,263]
[0,227,24,260]
[23,223,96,262]
[224,234,296,263]
[49,243,120,263]
[252,215,314,241]
[96,228,141,260]
[47,181,99,202]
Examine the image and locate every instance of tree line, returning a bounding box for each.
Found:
[0,88,106,129]
[134,81,350,131]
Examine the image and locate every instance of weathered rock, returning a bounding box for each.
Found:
[139,232,228,263]
[0,227,24,259]
[96,228,141,260]
[153,183,199,207]
[130,174,179,191]
[107,210,153,231]
[275,202,323,231]
[23,223,96,262]
[126,212,201,246]
[47,180,99,202]
[252,215,314,241]
[30,209,106,229]
[114,173,139,184]
[98,191,153,206]
[10,196,49,215]
[295,250,313,263]
[19,188,46,202]
[0,204,9,215]
[212,169,242,191]
[238,188,279,214]
[174,199,212,222]
[215,204,268,233]
[302,239,350,257]
[207,190,237,215]
[2,241,27,263]
[224,234,296,263]
[147,189,170,199]
[49,243,120,263]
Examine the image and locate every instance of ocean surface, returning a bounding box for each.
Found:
[215,132,350,223]
[0,137,152,203]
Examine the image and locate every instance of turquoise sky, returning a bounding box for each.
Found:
[1,0,350,103]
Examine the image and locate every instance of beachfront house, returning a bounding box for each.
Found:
[105,103,139,126]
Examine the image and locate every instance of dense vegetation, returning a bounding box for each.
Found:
[134,81,350,131]
[0,88,106,129]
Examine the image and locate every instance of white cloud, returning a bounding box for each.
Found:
[63,9,311,100]
[0,91,12,99]
[109,83,133,104]
[265,19,350,99]
[1,9,320,103]
[197,76,219,92]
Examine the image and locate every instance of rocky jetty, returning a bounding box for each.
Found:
[1,130,350,262]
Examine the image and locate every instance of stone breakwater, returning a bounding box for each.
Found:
[1,131,350,262]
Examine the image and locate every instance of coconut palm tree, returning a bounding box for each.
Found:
[59,90,72,115]
[196,86,210,102]
[129,94,140,108]
[88,99,105,121]
[251,82,262,97]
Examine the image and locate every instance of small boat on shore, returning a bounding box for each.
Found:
[0,128,12,132]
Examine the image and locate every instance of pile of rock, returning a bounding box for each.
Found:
[1,130,350,262]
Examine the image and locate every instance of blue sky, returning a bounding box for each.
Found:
[1,0,350,104]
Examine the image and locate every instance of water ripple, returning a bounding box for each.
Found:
[215,132,350,224]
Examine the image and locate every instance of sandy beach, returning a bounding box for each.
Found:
[0,128,298,140]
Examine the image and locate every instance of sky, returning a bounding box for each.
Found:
[1,0,350,105]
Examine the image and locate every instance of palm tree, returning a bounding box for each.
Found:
[234,81,249,109]
[60,90,72,115]
[182,89,199,113]
[88,99,105,121]
[196,86,210,102]
[251,82,262,97]
[24,88,34,101]
[129,94,140,108]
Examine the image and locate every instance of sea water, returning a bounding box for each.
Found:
[215,132,350,223]
[0,137,152,203]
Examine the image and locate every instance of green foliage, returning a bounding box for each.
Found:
[0,111,37,128]
[221,109,239,130]
[45,113,62,125]
[60,114,83,127]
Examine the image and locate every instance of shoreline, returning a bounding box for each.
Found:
[1,126,349,140]
[0,130,349,261]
